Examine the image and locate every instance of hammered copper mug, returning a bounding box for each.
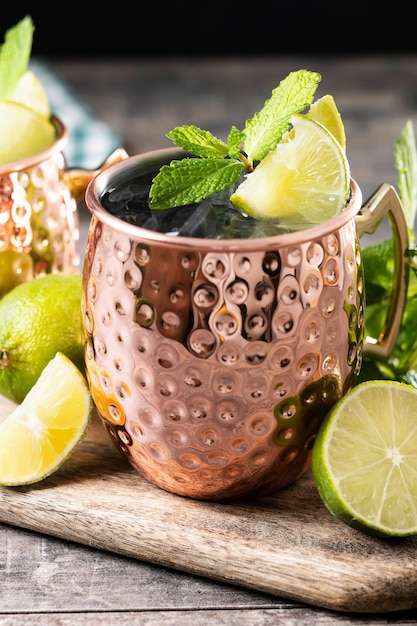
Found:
[0,115,127,297]
[82,147,409,500]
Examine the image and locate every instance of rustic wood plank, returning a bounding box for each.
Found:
[1,410,417,615]
[2,608,417,626]
[1,522,298,612]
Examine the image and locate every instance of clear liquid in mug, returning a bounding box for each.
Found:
[101,165,292,239]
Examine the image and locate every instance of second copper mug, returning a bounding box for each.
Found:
[82,148,409,500]
[0,115,127,298]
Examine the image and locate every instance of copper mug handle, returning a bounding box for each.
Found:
[355,183,410,360]
[64,148,129,203]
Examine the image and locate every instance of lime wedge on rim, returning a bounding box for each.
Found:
[0,352,92,486]
[311,380,417,537]
[307,94,346,150]
[230,114,350,228]
[0,100,55,165]
[9,70,51,119]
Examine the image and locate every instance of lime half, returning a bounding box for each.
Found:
[311,380,417,537]
[230,114,350,228]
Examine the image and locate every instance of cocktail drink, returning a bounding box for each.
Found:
[83,71,409,500]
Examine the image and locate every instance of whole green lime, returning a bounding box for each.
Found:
[0,273,85,403]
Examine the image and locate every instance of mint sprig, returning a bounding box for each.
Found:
[0,15,34,100]
[149,69,321,210]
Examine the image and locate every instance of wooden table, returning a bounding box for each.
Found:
[2,56,417,625]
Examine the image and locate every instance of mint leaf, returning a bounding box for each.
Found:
[227,126,245,159]
[394,119,417,238]
[167,125,229,158]
[361,240,395,304]
[0,16,34,99]
[150,158,244,209]
[361,269,417,383]
[243,69,321,162]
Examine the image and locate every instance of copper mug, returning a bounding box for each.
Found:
[0,115,127,298]
[82,147,409,500]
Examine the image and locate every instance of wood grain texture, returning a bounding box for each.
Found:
[2,610,417,626]
[1,411,416,614]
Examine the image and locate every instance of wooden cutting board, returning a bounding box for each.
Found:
[1,406,417,615]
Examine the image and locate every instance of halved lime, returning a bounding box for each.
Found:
[311,380,417,537]
[230,114,350,228]
[307,94,346,150]
[0,352,92,486]
[0,100,55,165]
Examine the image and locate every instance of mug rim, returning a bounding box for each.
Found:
[0,115,69,175]
[85,147,363,252]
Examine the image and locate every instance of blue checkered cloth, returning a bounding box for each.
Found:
[30,59,122,170]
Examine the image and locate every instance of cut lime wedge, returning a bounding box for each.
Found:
[9,70,51,119]
[0,352,92,486]
[230,114,350,228]
[0,100,55,165]
[307,94,346,151]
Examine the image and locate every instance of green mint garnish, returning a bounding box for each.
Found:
[243,69,322,161]
[0,15,34,100]
[394,119,417,241]
[149,157,244,209]
[149,69,321,210]
[166,125,231,159]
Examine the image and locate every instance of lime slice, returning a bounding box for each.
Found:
[230,114,350,228]
[0,352,92,486]
[0,100,55,165]
[311,380,417,537]
[9,70,51,119]
[307,94,346,150]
